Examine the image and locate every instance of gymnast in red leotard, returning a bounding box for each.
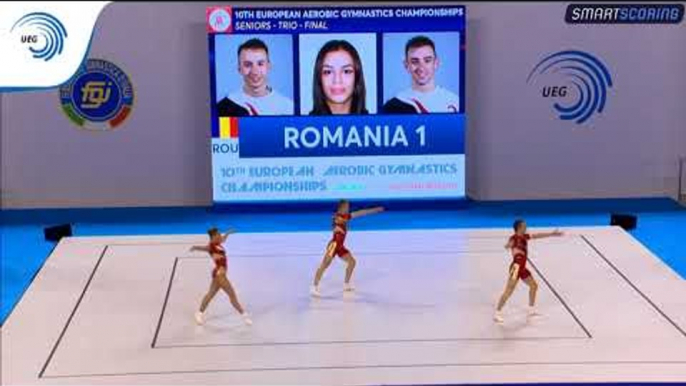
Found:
[190,228,252,326]
[310,200,384,297]
[494,219,563,323]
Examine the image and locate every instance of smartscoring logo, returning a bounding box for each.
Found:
[527,50,613,125]
[10,12,68,62]
[566,4,684,24]
[59,59,134,131]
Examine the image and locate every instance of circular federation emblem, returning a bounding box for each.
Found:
[59,58,134,131]
[208,8,232,33]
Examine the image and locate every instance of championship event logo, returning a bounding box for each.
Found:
[10,12,68,62]
[527,50,613,125]
[207,7,232,33]
[59,58,134,130]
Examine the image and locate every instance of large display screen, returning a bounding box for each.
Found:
[207,5,466,203]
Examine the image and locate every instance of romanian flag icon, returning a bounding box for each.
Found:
[219,117,239,138]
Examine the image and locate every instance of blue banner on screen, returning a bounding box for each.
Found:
[207,5,466,203]
[238,115,465,158]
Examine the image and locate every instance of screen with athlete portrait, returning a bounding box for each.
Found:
[207,5,466,203]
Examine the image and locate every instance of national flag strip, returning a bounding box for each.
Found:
[219,117,239,138]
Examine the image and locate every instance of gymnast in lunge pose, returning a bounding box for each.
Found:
[311,200,384,296]
[190,228,252,326]
[494,219,564,323]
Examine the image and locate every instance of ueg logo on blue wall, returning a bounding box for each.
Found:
[527,50,613,125]
[10,12,67,62]
[59,59,134,131]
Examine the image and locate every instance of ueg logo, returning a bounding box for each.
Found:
[10,12,68,62]
[527,50,613,125]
